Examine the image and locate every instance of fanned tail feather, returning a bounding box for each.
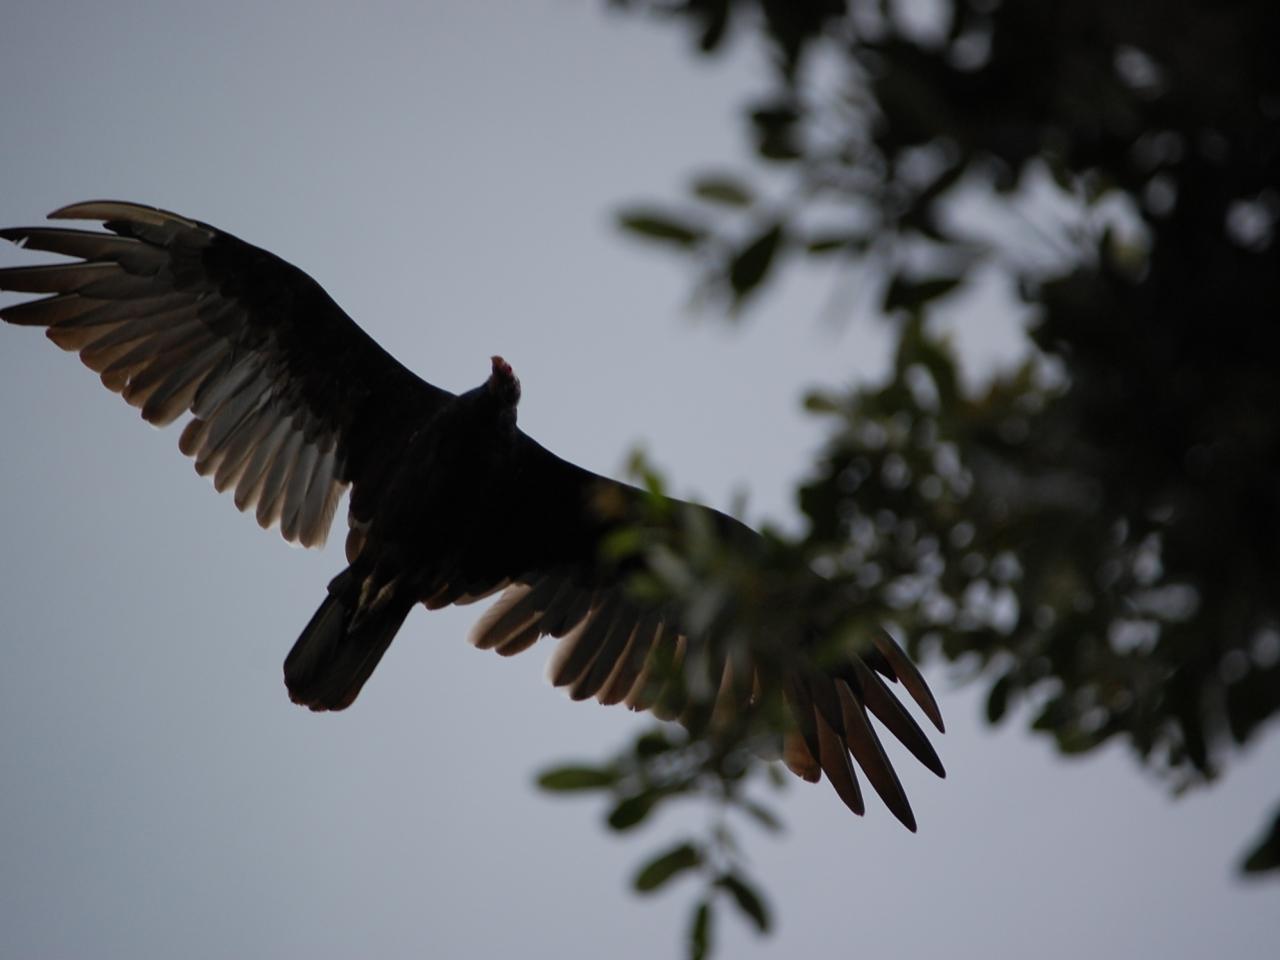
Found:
[284,567,412,711]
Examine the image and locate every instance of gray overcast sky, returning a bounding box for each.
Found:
[1,2,1276,958]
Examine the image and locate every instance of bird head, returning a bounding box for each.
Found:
[488,355,522,408]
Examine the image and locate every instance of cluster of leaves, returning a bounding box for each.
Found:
[601,0,1280,883]
[538,724,777,960]
[536,474,797,958]
[547,1,1279,953]
[536,458,945,955]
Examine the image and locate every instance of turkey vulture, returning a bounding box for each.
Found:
[0,201,944,828]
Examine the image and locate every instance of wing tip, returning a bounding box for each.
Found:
[873,630,946,733]
[48,200,202,231]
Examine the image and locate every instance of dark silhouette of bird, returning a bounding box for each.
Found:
[0,201,944,828]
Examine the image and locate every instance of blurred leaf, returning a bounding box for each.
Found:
[1241,805,1280,874]
[729,222,784,302]
[740,799,784,833]
[915,159,969,209]
[636,729,676,758]
[715,872,771,932]
[1032,697,1068,733]
[900,160,969,241]
[805,231,866,255]
[603,525,649,562]
[1225,665,1280,743]
[749,102,802,161]
[626,448,671,500]
[695,0,730,53]
[608,792,658,831]
[692,174,754,207]
[883,274,964,315]
[803,390,842,414]
[536,765,618,792]
[986,671,1014,724]
[617,208,706,246]
[689,899,713,960]
[634,842,703,893]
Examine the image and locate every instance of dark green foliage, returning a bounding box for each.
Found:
[618,208,707,246]
[882,274,964,316]
[690,899,713,960]
[635,842,704,892]
[727,222,784,305]
[1242,806,1280,874]
[691,174,755,207]
[535,711,779,959]
[537,766,620,791]
[715,871,771,932]
[609,792,659,831]
[559,0,1280,953]
[606,0,1280,876]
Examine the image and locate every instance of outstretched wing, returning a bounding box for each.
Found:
[0,201,451,547]
[462,436,947,830]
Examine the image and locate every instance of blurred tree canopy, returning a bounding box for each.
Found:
[545,0,1280,952]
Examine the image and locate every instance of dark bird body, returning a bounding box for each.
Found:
[1,201,944,829]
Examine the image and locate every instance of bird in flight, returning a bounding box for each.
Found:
[0,201,944,828]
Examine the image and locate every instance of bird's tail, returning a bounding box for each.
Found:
[284,566,413,711]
